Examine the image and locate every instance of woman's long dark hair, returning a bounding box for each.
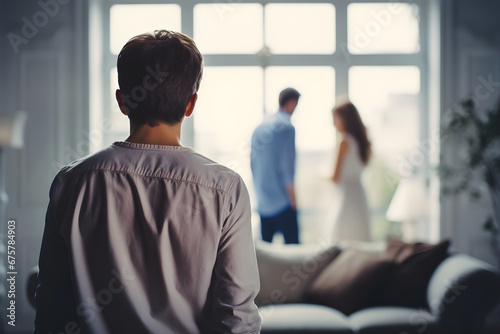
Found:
[333,101,371,165]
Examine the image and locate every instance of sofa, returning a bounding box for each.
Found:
[254,240,500,334]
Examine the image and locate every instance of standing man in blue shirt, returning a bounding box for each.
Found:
[251,88,301,244]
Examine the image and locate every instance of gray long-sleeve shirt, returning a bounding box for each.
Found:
[34,141,261,334]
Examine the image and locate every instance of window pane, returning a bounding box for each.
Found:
[194,66,263,159]
[349,66,420,163]
[194,4,263,54]
[348,3,420,54]
[265,4,335,54]
[349,66,421,240]
[265,67,335,151]
[110,4,181,55]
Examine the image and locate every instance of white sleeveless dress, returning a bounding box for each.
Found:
[326,133,371,242]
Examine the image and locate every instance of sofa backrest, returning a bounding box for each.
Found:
[255,241,341,306]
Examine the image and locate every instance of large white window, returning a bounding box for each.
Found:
[347,3,420,54]
[194,4,263,54]
[265,3,336,54]
[94,0,429,244]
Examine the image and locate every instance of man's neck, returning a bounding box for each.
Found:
[279,108,292,118]
[125,121,183,146]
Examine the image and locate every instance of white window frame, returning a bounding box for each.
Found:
[90,0,438,241]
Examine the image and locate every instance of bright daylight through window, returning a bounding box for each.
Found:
[100,1,425,244]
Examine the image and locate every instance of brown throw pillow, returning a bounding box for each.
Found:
[304,249,394,315]
[372,238,450,308]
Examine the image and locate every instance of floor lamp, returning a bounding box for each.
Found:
[0,111,27,330]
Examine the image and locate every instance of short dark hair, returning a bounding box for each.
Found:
[279,88,300,107]
[117,30,203,126]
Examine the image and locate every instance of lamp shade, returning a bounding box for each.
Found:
[386,177,429,222]
[0,111,27,148]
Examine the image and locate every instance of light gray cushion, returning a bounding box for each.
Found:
[255,241,341,306]
[336,240,386,254]
[349,307,440,334]
[260,304,354,334]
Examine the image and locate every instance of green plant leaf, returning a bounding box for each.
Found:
[484,216,499,235]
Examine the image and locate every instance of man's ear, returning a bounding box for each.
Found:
[184,93,198,118]
[115,89,128,116]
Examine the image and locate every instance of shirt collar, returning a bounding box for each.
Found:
[113,141,194,151]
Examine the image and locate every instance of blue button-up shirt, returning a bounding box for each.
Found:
[251,109,296,217]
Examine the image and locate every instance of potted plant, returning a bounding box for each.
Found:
[440,98,500,266]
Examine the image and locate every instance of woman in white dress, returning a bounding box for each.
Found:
[326,100,372,242]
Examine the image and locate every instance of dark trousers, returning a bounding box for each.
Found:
[260,206,299,244]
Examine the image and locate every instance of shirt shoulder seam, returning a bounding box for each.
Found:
[62,168,232,194]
